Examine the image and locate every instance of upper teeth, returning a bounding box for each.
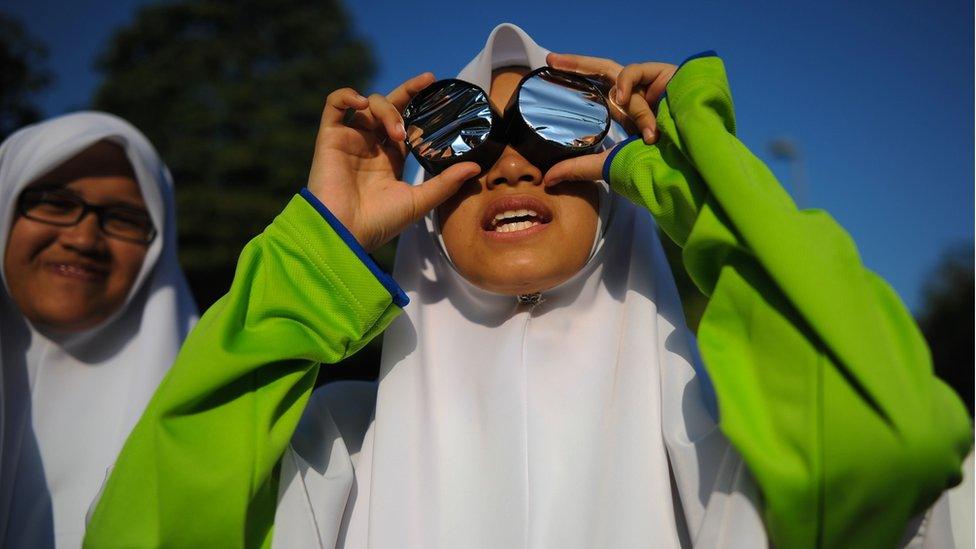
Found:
[493,209,538,223]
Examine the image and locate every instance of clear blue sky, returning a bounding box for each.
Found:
[5,0,973,312]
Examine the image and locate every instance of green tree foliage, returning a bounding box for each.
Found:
[93,0,375,310]
[0,12,52,140]
[917,244,974,415]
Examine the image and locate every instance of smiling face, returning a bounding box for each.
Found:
[3,140,150,333]
[437,68,600,295]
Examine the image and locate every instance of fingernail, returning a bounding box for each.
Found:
[616,90,626,104]
[642,128,655,143]
[355,94,368,103]
[397,122,405,138]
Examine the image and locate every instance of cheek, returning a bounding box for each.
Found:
[545,193,599,272]
[4,220,73,326]
[437,180,482,250]
[4,219,57,289]
[105,243,148,300]
[438,199,480,253]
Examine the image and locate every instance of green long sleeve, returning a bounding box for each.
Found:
[607,54,972,548]
[83,195,402,548]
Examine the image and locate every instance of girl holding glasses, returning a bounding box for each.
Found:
[0,112,197,548]
[86,25,969,548]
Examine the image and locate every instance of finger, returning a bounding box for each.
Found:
[369,93,406,142]
[604,88,638,133]
[322,88,369,126]
[387,72,437,112]
[410,162,482,215]
[337,108,381,132]
[615,62,674,105]
[542,150,610,187]
[642,65,676,109]
[624,93,658,144]
[546,52,623,80]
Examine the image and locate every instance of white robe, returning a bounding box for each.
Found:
[0,112,198,548]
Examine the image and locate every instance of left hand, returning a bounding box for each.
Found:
[542,52,677,187]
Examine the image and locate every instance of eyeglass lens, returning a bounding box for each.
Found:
[404,70,609,168]
[517,69,609,149]
[404,82,494,161]
[20,190,155,243]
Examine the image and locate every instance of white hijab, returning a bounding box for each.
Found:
[0,112,198,548]
[275,24,768,548]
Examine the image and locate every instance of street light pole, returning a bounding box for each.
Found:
[768,137,809,209]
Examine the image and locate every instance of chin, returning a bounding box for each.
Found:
[461,257,573,296]
[450,236,591,296]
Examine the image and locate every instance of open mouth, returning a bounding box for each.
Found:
[481,195,554,234]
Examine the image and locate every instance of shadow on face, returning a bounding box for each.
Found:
[436,67,600,296]
[3,140,151,333]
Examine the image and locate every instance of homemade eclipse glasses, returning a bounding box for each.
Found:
[403,67,612,175]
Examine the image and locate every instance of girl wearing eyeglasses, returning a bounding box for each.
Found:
[85,25,969,548]
[0,112,197,548]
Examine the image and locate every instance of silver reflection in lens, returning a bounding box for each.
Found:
[405,82,493,160]
[518,70,608,148]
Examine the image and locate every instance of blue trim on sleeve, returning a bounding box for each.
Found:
[299,188,410,308]
[602,134,642,184]
[659,50,720,106]
[679,49,719,68]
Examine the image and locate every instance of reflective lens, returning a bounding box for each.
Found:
[404,81,494,161]
[517,69,609,149]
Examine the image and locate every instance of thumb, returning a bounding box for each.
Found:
[410,162,482,215]
[543,150,610,187]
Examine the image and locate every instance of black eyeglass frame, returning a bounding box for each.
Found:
[403,66,613,176]
[16,188,158,245]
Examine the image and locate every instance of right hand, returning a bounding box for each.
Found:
[307,73,481,252]
[542,53,677,188]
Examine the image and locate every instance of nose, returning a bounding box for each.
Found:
[59,211,104,253]
[484,146,543,189]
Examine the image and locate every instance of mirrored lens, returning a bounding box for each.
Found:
[404,81,493,161]
[518,69,609,148]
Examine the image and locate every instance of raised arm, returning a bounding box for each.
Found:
[84,76,479,548]
[548,52,972,548]
[82,192,403,547]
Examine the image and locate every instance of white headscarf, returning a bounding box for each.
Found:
[275,24,767,548]
[0,112,198,548]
